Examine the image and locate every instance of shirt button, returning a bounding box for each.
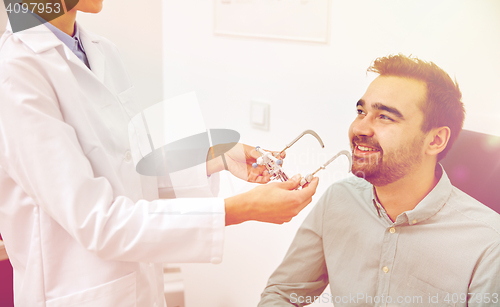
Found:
[124,150,132,162]
[389,227,396,234]
[411,219,418,225]
[382,266,389,273]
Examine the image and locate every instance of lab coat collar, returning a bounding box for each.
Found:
[77,24,105,83]
[6,19,106,84]
[7,20,63,54]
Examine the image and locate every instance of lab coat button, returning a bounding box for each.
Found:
[124,150,132,162]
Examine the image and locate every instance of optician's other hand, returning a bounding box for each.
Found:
[224,174,319,225]
[206,142,285,183]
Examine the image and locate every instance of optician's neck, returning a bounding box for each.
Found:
[49,10,77,36]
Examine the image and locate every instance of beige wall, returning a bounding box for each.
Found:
[0,1,163,108]
[0,5,7,34]
[78,0,163,108]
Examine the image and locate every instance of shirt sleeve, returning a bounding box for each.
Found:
[468,241,500,306]
[0,58,225,264]
[258,190,330,306]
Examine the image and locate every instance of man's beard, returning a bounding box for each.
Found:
[351,135,425,186]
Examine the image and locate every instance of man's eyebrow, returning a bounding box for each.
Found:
[356,99,405,120]
[373,103,405,120]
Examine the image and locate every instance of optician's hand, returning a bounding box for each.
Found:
[206,142,285,183]
[225,143,286,183]
[224,174,319,225]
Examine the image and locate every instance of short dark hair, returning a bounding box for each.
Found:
[367,54,465,161]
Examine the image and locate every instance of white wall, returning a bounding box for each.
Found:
[76,0,164,109]
[0,1,163,108]
[163,1,500,307]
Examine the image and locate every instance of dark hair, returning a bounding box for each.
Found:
[368,54,465,161]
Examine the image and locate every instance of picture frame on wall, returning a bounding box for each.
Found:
[214,0,331,43]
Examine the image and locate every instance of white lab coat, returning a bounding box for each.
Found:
[0,22,225,307]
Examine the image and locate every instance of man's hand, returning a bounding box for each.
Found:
[224,174,319,225]
[207,142,285,183]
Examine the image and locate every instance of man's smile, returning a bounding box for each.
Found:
[353,143,381,158]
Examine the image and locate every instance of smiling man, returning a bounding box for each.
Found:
[258,55,500,306]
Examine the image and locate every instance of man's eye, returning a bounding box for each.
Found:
[380,114,393,121]
[357,109,365,115]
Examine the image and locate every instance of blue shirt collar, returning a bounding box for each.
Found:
[43,21,86,53]
[43,20,90,69]
[371,164,452,226]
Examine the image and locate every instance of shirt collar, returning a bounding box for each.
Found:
[73,22,86,52]
[371,164,453,226]
[43,21,85,53]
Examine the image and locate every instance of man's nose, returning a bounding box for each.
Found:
[352,116,374,137]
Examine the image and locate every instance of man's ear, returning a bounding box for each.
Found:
[425,126,450,156]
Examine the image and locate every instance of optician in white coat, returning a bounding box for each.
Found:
[0,1,319,307]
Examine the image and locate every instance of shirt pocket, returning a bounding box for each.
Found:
[45,272,137,307]
[405,275,455,307]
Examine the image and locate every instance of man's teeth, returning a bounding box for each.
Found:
[357,145,378,152]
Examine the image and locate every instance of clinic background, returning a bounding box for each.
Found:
[1,1,500,306]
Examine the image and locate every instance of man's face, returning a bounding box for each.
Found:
[348,75,428,186]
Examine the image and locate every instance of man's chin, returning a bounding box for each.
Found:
[352,169,385,186]
[351,166,373,179]
[351,159,377,174]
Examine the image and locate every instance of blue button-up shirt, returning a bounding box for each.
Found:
[44,21,90,69]
[259,166,500,307]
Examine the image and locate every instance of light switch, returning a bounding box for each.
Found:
[251,105,265,125]
[250,101,270,131]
